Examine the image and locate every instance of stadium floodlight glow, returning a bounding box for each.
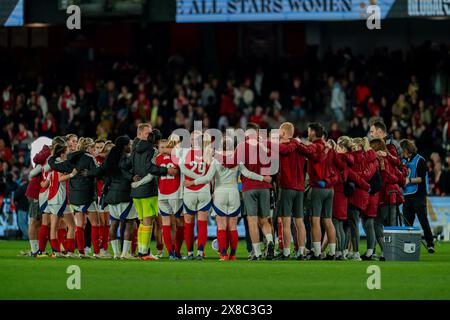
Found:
[25,23,50,28]
[30,136,52,167]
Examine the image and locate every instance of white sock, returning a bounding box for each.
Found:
[366,249,373,257]
[283,248,290,256]
[265,233,274,244]
[30,240,39,253]
[329,243,336,255]
[252,243,261,257]
[122,240,131,256]
[313,242,321,256]
[299,246,305,255]
[110,240,120,256]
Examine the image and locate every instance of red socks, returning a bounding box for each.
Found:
[162,225,173,255]
[50,239,60,252]
[229,229,238,257]
[184,222,194,253]
[217,229,227,256]
[76,226,85,254]
[66,238,75,253]
[175,225,184,256]
[102,225,109,250]
[197,220,207,252]
[57,228,67,252]
[38,224,49,252]
[91,226,101,254]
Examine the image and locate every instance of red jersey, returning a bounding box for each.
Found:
[95,156,105,197]
[278,140,306,191]
[182,149,210,193]
[156,153,182,199]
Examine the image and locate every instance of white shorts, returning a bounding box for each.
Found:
[183,192,211,214]
[108,202,138,221]
[39,193,49,214]
[159,199,183,217]
[71,202,97,214]
[96,197,107,213]
[47,203,73,217]
[212,189,241,217]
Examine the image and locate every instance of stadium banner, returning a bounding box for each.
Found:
[0,0,24,26]
[176,0,450,22]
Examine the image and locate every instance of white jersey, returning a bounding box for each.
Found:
[192,159,263,216]
[47,169,69,206]
[193,159,264,191]
[179,148,212,194]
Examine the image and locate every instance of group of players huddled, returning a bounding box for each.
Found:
[21,119,435,261]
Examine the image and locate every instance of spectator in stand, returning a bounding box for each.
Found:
[132,93,151,122]
[328,121,342,142]
[330,78,346,122]
[0,139,13,164]
[57,86,76,134]
[392,94,411,127]
[2,84,14,111]
[290,76,305,119]
[41,112,57,137]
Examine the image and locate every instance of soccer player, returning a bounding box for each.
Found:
[36,141,60,257]
[130,123,175,260]
[179,130,213,260]
[48,137,99,258]
[369,120,402,225]
[102,136,138,259]
[333,136,370,260]
[276,122,307,260]
[152,138,183,260]
[185,136,270,261]
[24,144,51,257]
[296,123,336,260]
[370,138,400,260]
[44,141,77,258]
[222,123,276,260]
[94,139,113,258]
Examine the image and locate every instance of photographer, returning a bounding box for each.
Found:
[400,139,435,253]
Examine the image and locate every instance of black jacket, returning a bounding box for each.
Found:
[130,138,167,198]
[48,151,97,205]
[92,154,134,205]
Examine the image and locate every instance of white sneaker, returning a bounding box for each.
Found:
[113,255,120,260]
[345,252,354,259]
[121,253,138,260]
[99,249,112,258]
[84,247,91,255]
[157,250,163,259]
[64,252,76,258]
[352,252,362,261]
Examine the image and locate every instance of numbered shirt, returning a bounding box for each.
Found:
[155,153,182,200]
[39,168,50,194]
[180,148,211,193]
[47,170,69,205]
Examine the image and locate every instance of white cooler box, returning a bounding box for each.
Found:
[383,227,422,261]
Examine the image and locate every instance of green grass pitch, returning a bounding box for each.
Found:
[1,240,449,300]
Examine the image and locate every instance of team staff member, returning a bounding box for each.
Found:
[296,123,337,260]
[277,122,307,260]
[131,123,177,260]
[400,139,435,253]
